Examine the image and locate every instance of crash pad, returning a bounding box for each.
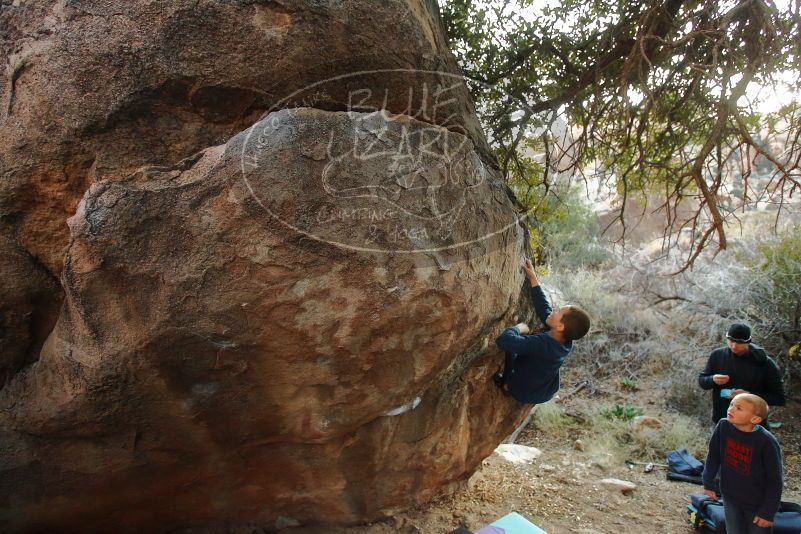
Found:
[474,512,548,534]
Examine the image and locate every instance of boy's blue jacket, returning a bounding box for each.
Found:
[494,285,572,404]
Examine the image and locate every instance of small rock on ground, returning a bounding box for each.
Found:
[494,444,542,464]
[599,478,637,494]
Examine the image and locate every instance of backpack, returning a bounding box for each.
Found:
[667,448,705,484]
[668,448,704,476]
[687,493,801,533]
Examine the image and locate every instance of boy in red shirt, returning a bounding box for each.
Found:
[702,393,783,533]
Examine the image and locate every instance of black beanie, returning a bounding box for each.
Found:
[726,323,752,343]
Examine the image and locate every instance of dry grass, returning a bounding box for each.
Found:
[539,259,752,426]
[531,397,709,467]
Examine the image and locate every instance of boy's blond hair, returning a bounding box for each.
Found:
[733,392,769,422]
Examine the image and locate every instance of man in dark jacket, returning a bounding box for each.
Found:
[698,323,785,424]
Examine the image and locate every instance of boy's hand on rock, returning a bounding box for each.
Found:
[712,374,730,385]
[522,258,539,286]
[703,489,717,498]
[753,516,773,527]
[515,323,531,335]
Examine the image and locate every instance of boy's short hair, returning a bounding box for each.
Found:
[563,305,591,341]
[734,393,769,422]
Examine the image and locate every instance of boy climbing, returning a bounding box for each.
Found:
[493,258,591,404]
[702,393,783,533]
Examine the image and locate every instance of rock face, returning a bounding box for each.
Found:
[0,0,490,381]
[0,1,529,531]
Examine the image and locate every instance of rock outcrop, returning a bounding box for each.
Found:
[0,1,530,531]
[0,0,489,381]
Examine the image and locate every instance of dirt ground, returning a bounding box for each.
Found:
[289,373,801,534]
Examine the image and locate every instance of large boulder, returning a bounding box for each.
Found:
[0,0,489,381]
[1,108,528,531]
[0,0,531,531]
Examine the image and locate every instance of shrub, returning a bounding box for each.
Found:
[752,228,801,378]
[581,402,708,464]
[533,400,578,435]
[619,377,639,391]
[600,403,644,421]
[664,363,710,423]
[536,209,801,419]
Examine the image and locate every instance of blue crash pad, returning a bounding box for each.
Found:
[474,512,549,534]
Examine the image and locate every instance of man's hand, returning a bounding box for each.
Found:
[703,489,717,498]
[753,516,773,528]
[515,323,531,335]
[712,374,730,385]
[522,258,539,287]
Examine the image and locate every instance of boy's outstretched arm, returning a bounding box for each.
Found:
[522,258,552,324]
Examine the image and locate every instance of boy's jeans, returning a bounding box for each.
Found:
[724,500,773,534]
